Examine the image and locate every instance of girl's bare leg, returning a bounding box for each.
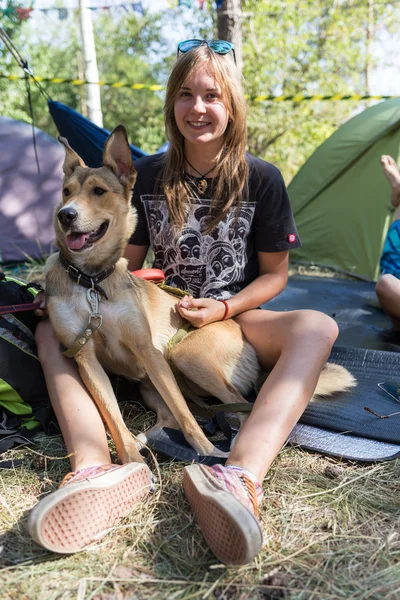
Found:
[183,309,338,565]
[381,155,400,208]
[35,319,111,471]
[375,274,400,332]
[30,320,152,555]
[228,309,338,481]
[376,156,400,329]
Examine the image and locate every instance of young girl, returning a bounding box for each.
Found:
[29,40,338,565]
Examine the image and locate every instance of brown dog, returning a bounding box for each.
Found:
[45,125,356,464]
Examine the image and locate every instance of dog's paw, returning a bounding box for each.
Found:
[230,432,238,451]
[136,432,148,451]
[208,446,229,459]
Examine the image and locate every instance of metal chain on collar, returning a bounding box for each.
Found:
[86,287,103,330]
[61,285,103,358]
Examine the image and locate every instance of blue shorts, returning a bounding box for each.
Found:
[380,220,400,280]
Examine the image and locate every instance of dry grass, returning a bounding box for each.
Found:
[1,415,399,600]
[1,263,399,599]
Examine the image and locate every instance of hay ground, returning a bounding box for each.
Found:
[0,262,399,600]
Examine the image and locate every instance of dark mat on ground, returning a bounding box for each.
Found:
[264,276,384,324]
[140,427,229,466]
[334,323,400,353]
[264,276,400,351]
[300,346,400,444]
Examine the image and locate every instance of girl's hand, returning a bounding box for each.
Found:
[33,291,48,318]
[177,295,227,328]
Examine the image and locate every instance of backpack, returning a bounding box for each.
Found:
[0,272,53,454]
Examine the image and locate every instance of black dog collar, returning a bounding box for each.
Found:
[59,252,115,300]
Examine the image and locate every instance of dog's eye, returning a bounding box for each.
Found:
[94,187,106,196]
[63,188,70,197]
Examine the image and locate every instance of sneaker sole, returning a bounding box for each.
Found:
[183,465,263,565]
[28,462,152,554]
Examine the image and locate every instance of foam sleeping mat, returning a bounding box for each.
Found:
[265,275,400,352]
[265,276,386,326]
[300,345,400,445]
[287,424,400,462]
[265,277,400,461]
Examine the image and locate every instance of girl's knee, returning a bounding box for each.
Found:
[293,310,338,348]
[376,274,397,300]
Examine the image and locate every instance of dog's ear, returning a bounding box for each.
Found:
[103,125,137,188]
[58,137,86,177]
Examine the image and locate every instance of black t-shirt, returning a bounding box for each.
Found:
[130,152,301,300]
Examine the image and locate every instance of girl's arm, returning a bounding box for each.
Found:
[177,250,289,327]
[227,250,288,315]
[124,244,149,272]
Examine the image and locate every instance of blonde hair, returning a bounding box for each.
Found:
[160,45,249,233]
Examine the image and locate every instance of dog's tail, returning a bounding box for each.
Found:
[313,362,356,399]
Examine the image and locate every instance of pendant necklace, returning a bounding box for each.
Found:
[184,156,216,195]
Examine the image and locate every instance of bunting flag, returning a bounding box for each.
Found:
[0,2,145,20]
[0,0,220,19]
[165,0,213,8]
[15,7,33,19]
[0,74,395,103]
[132,2,145,14]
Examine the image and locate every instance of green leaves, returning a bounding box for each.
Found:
[241,0,395,181]
[0,0,396,177]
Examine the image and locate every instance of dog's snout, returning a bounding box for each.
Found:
[58,207,78,226]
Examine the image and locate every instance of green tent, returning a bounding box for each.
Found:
[288,98,400,281]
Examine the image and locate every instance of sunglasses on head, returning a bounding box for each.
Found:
[177,39,236,64]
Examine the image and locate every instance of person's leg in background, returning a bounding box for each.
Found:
[376,155,400,329]
[376,274,400,331]
[381,155,400,209]
[28,320,152,554]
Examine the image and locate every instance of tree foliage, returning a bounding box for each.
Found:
[0,0,398,178]
[240,0,397,180]
[0,8,169,152]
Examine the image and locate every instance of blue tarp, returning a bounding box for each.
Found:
[48,100,148,166]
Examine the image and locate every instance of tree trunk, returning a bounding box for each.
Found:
[217,0,243,74]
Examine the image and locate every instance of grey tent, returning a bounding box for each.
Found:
[288,98,400,281]
[0,117,64,263]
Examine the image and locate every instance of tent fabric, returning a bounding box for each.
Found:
[0,104,149,263]
[288,98,400,281]
[48,101,147,167]
[0,116,64,263]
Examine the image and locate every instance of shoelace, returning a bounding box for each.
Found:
[206,465,262,516]
[59,464,118,488]
[238,473,260,516]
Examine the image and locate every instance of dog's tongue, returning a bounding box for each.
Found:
[66,232,90,250]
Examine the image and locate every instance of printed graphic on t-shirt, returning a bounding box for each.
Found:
[141,195,256,299]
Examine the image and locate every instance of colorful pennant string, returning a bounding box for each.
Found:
[0,2,146,20]
[0,0,214,19]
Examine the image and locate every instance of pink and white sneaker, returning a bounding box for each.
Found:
[183,463,264,565]
[28,462,153,554]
